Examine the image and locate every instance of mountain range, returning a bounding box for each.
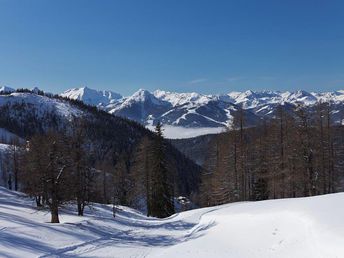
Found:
[61,87,344,135]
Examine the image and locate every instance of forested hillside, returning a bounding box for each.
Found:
[198,103,344,206]
[0,89,201,222]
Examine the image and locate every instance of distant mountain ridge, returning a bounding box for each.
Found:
[60,87,344,129]
[61,87,122,106]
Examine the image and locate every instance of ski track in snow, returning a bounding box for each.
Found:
[1,186,344,257]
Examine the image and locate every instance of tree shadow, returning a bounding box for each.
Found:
[0,188,217,257]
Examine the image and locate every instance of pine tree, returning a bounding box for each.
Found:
[150,122,174,218]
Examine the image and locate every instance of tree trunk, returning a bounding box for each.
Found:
[8,175,12,190]
[103,170,107,203]
[77,199,84,216]
[14,172,18,191]
[13,144,18,191]
[35,196,42,207]
[51,205,60,223]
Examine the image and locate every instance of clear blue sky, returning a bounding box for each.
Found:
[0,0,343,95]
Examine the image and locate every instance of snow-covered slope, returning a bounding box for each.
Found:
[107,89,172,124]
[0,86,336,138]
[1,186,344,258]
[60,87,257,131]
[227,90,318,108]
[61,86,122,107]
[154,90,214,107]
[0,86,15,93]
[0,92,82,119]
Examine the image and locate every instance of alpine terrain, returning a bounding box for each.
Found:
[61,87,344,138]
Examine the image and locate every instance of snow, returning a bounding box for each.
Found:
[59,87,344,138]
[227,89,344,108]
[146,125,225,139]
[61,87,122,107]
[0,187,344,257]
[64,87,344,111]
[120,89,165,107]
[0,86,15,93]
[154,90,213,107]
[0,92,82,119]
[61,87,344,110]
[0,143,10,153]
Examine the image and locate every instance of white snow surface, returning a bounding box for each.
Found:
[60,87,344,137]
[1,186,344,258]
[62,87,344,111]
[153,90,214,107]
[0,93,82,119]
[61,87,122,107]
[0,86,15,93]
[110,89,168,112]
[0,143,10,153]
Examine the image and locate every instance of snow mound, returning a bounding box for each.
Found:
[0,187,344,257]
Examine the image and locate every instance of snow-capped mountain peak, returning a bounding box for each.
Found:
[130,88,153,102]
[59,87,344,135]
[153,89,214,107]
[61,86,122,106]
[282,90,318,105]
[119,89,167,108]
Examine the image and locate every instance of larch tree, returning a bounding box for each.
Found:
[70,119,94,216]
[25,132,72,223]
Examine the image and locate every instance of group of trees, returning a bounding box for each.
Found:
[0,138,22,191]
[200,102,344,206]
[23,124,95,223]
[6,89,343,220]
[2,119,176,222]
[129,122,175,217]
[2,94,343,221]
[0,89,202,222]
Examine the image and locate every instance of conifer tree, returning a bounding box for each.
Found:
[150,122,174,218]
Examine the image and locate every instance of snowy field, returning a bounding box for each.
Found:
[0,187,344,258]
